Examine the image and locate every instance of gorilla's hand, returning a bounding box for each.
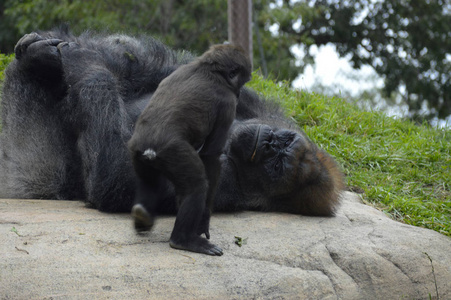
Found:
[14,33,63,79]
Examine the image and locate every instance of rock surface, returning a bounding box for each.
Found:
[1,192,450,299]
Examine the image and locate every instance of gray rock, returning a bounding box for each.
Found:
[1,192,450,299]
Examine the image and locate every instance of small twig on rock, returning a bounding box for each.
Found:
[11,227,21,236]
[424,252,439,300]
[15,246,29,255]
[179,253,196,264]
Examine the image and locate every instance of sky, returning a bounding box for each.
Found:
[292,44,383,96]
[290,44,451,128]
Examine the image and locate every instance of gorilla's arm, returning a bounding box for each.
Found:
[56,42,137,211]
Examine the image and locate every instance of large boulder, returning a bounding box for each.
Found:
[1,192,450,299]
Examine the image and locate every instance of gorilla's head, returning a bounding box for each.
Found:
[224,119,344,216]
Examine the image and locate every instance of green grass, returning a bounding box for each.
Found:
[0,53,14,82]
[0,54,15,132]
[248,73,451,237]
[0,59,449,237]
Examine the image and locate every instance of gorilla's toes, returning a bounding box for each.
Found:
[57,41,79,53]
[15,33,63,61]
[169,235,224,256]
[15,32,42,59]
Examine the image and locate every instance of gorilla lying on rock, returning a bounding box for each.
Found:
[0,27,344,216]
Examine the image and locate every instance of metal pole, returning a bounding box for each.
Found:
[228,0,253,68]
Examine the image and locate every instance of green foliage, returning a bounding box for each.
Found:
[234,236,248,247]
[0,53,14,82]
[248,73,451,237]
[256,0,451,119]
[0,53,14,132]
[253,0,307,80]
[10,226,21,236]
[0,0,229,55]
[1,0,449,119]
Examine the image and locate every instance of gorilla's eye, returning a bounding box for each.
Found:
[284,137,293,147]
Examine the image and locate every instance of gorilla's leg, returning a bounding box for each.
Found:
[131,168,167,232]
[131,140,223,255]
[74,98,136,212]
[0,34,83,200]
[167,148,222,255]
[196,115,234,238]
[58,43,136,211]
[131,179,158,232]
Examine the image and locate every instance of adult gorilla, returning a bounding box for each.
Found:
[0,27,344,216]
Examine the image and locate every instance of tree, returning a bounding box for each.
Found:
[1,0,449,119]
[0,0,229,55]
[254,0,451,119]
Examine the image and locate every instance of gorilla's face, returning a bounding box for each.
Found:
[227,120,318,212]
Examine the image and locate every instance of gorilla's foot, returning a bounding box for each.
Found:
[169,235,223,256]
[132,204,154,233]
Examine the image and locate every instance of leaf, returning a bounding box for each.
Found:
[11,226,21,236]
[234,236,248,247]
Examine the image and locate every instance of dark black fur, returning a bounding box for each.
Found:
[128,45,251,255]
[0,28,344,219]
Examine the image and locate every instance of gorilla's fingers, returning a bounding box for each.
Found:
[57,41,80,53]
[47,38,64,46]
[15,32,42,59]
[56,41,69,51]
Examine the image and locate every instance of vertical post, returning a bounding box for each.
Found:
[228,0,253,68]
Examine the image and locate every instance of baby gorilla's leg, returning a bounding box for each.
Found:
[131,160,167,232]
[132,203,153,232]
[162,142,223,256]
[132,178,158,232]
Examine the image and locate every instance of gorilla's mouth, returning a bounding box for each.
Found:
[250,125,262,162]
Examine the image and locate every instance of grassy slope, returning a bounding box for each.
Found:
[0,58,449,236]
[248,73,450,237]
[0,54,15,131]
[0,54,14,81]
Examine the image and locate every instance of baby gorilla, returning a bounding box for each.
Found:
[128,44,252,256]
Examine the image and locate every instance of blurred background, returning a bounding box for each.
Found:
[0,0,449,126]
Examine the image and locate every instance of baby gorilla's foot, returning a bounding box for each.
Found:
[169,234,223,256]
[131,204,154,233]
